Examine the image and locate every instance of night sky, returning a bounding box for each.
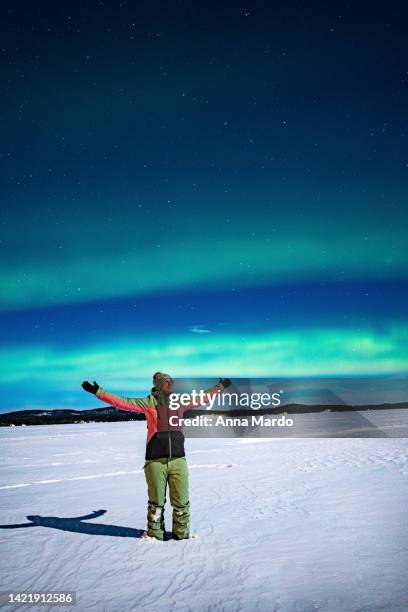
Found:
[1,2,407,411]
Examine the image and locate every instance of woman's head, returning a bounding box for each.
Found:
[153,372,174,395]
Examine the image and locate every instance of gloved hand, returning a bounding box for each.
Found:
[219,378,231,389]
[82,380,99,394]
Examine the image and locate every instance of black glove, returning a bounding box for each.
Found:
[219,378,231,389]
[82,380,99,395]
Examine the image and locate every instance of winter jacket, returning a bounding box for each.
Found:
[95,382,225,460]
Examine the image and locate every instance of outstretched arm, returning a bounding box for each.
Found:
[180,378,231,413]
[96,387,154,413]
[82,380,153,413]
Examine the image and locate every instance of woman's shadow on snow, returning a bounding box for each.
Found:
[0,509,172,539]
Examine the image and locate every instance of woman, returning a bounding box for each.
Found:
[82,372,230,540]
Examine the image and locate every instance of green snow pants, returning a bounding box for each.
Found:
[144,456,190,541]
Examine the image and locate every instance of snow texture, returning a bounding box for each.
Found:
[1,418,408,612]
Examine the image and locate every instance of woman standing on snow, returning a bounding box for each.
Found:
[82,372,230,541]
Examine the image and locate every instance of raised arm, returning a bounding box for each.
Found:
[179,378,231,413]
[82,380,154,413]
[96,387,154,413]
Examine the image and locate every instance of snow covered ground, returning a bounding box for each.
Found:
[1,419,408,612]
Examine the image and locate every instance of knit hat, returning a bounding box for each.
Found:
[153,372,173,390]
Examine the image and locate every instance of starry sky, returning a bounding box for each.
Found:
[1,1,407,411]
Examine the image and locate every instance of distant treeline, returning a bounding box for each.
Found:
[0,408,146,427]
[0,402,407,427]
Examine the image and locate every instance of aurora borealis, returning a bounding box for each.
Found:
[1,2,407,411]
